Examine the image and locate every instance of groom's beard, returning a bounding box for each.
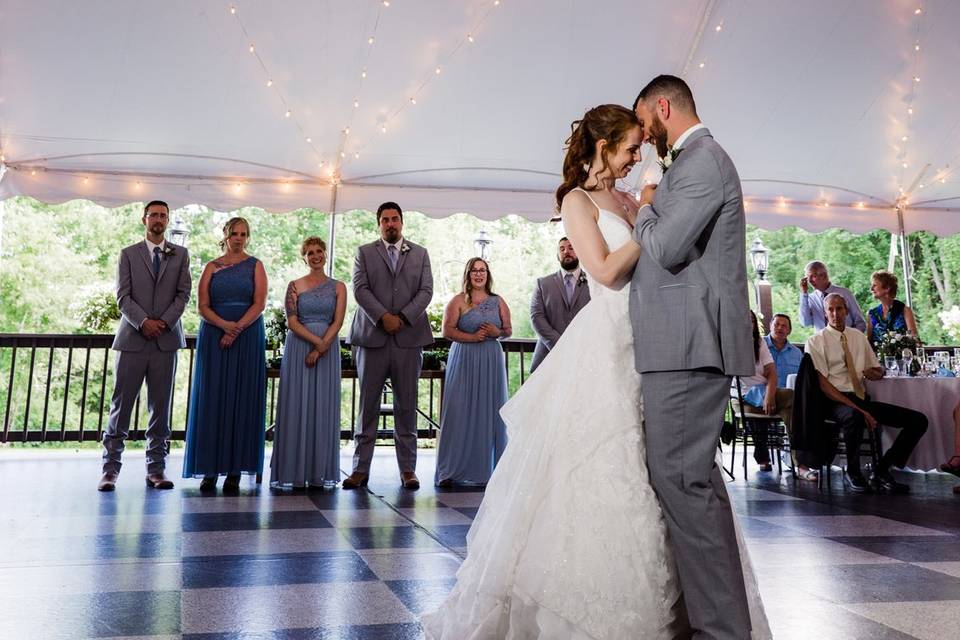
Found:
[649,114,669,160]
[560,257,579,271]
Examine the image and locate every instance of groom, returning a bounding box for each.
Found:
[631,75,755,639]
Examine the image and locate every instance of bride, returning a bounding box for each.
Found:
[421,105,770,639]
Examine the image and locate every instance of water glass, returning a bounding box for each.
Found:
[884,356,898,377]
[901,355,914,377]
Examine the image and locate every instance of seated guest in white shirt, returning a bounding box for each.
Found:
[799,261,866,332]
[733,312,793,472]
[804,293,927,494]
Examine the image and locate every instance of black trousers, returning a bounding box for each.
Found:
[827,393,928,473]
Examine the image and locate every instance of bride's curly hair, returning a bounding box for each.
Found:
[555,104,640,211]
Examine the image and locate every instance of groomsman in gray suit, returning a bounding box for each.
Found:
[98,200,191,491]
[632,76,755,638]
[345,202,434,490]
[529,237,591,372]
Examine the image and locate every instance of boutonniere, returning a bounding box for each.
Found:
[400,243,411,254]
[658,148,681,174]
[577,273,588,286]
[161,246,176,258]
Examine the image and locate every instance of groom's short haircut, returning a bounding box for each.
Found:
[143,200,169,214]
[633,75,697,115]
[376,201,403,223]
[559,236,569,244]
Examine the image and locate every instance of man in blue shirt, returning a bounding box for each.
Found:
[764,313,803,386]
[798,261,866,331]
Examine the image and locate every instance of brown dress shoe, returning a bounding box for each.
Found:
[341,472,369,490]
[98,472,118,492]
[400,471,420,490]
[145,472,175,490]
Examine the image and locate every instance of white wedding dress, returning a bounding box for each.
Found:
[421,194,771,639]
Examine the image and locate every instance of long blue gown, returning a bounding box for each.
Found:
[434,295,509,486]
[183,256,266,478]
[270,278,342,487]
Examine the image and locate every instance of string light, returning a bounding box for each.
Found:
[248,44,255,53]
[354,152,360,159]
[361,69,367,79]
[914,7,922,14]
[698,61,706,68]
[83,177,89,185]
[284,109,291,118]
[353,99,360,108]
[901,136,909,142]
[381,125,388,133]
[30,169,37,176]
[266,79,273,87]
[305,137,312,143]
[467,34,475,42]
[343,127,350,135]
[908,107,914,115]
[229,5,236,15]
[382,0,390,6]
[409,97,417,105]
[368,36,375,44]
[435,66,442,74]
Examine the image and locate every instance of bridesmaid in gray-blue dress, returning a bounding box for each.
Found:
[435,257,512,487]
[270,237,347,488]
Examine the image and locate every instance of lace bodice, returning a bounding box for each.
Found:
[457,295,501,335]
[295,278,338,325]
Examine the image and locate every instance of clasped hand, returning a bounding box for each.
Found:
[141,318,167,339]
[219,321,243,349]
[473,323,500,341]
[381,313,403,335]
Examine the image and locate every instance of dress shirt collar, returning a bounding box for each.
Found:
[560,266,582,281]
[145,238,166,254]
[381,237,404,252]
[672,123,707,151]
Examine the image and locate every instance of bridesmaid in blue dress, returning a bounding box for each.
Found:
[866,270,918,349]
[183,216,268,492]
[270,236,347,489]
[435,257,512,487]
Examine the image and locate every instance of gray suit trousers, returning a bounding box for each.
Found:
[352,342,422,474]
[102,341,177,474]
[643,370,751,640]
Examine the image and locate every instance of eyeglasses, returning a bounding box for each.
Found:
[469,269,488,274]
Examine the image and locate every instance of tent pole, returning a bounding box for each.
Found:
[326,184,339,278]
[896,204,914,308]
[887,232,899,272]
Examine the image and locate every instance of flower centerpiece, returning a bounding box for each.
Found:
[876,331,921,374]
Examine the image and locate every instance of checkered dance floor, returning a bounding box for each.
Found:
[1,448,958,639]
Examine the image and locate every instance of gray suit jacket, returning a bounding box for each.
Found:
[348,239,434,349]
[630,127,753,375]
[113,241,191,352]
[529,270,591,371]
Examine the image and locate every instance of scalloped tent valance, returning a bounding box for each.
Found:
[2,1,959,234]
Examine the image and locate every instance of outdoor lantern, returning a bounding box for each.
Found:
[749,237,769,280]
[168,214,189,247]
[474,229,493,261]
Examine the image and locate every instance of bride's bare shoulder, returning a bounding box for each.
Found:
[560,188,599,221]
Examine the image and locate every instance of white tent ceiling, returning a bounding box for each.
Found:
[2,0,959,234]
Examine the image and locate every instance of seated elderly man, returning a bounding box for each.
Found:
[804,293,927,493]
[799,260,866,331]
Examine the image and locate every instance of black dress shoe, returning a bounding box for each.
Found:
[843,471,871,493]
[871,469,910,494]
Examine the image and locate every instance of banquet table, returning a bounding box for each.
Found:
[864,377,959,472]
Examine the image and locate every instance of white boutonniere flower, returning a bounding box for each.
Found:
[161,246,176,258]
[400,243,411,254]
[658,148,681,174]
[577,272,588,286]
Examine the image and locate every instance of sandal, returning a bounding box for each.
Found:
[939,456,960,478]
[796,467,819,481]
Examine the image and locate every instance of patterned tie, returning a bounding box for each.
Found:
[152,246,162,278]
[839,331,866,399]
[564,273,575,305]
[387,245,399,272]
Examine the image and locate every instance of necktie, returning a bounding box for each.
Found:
[839,331,866,399]
[564,273,575,304]
[387,245,399,272]
[152,246,162,278]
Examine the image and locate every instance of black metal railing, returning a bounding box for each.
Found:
[0,333,537,444]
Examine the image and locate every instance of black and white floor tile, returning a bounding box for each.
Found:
[0,447,957,639]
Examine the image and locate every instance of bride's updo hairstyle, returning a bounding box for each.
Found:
[555,104,640,211]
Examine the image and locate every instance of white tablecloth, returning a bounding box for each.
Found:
[865,377,958,472]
